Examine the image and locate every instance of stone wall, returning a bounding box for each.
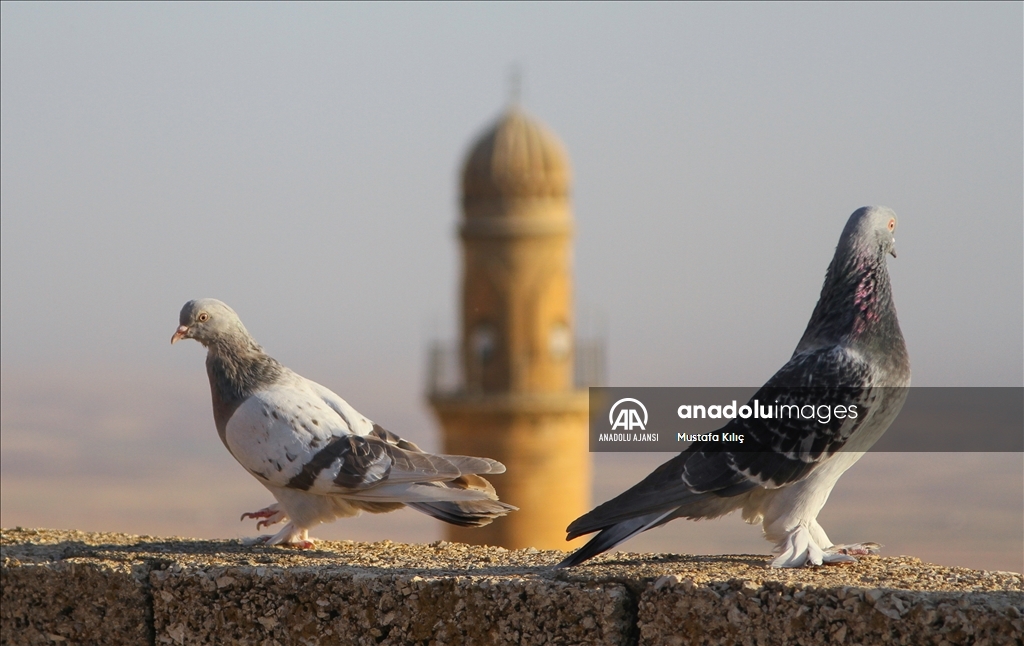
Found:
[2,529,1021,645]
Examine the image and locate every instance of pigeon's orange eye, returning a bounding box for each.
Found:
[887,219,895,231]
[198,312,210,322]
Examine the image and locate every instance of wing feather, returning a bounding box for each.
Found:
[567,345,884,538]
[224,376,506,497]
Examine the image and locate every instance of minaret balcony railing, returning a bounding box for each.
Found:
[425,339,606,397]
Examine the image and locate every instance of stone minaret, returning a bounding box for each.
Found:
[428,106,592,550]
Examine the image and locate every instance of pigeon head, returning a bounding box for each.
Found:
[795,205,909,358]
[839,206,898,260]
[171,299,253,348]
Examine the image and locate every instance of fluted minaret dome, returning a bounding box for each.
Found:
[461,107,571,210]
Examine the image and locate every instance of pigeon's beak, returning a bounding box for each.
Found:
[890,238,897,259]
[171,325,190,345]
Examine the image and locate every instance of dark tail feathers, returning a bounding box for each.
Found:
[556,510,675,569]
[409,499,518,527]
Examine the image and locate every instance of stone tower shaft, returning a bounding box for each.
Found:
[429,106,592,550]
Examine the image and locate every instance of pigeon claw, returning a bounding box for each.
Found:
[241,504,286,528]
[819,542,882,566]
[828,542,882,556]
[255,536,315,550]
[251,536,315,550]
[821,553,858,566]
[251,522,312,548]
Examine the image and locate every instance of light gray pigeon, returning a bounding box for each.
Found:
[558,206,911,568]
[172,299,516,547]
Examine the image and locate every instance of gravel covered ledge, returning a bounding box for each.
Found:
[1,528,1021,645]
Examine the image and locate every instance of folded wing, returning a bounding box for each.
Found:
[565,345,877,542]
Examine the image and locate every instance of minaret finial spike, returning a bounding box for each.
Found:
[508,63,523,107]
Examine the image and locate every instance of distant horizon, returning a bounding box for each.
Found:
[2,366,1021,573]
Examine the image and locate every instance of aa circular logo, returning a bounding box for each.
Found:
[609,398,648,431]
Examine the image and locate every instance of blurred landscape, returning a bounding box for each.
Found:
[2,4,1021,574]
[2,367,1021,573]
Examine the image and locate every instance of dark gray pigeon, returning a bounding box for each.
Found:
[172,299,515,547]
[558,206,911,568]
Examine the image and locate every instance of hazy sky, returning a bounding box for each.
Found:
[1,3,1021,571]
[2,2,1020,386]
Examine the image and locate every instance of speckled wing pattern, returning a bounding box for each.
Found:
[684,345,876,493]
[567,345,879,539]
[224,371,501,498]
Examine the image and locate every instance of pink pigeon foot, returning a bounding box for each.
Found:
[254,535,315,549]
[827,542,882,556]
[241,504,286,529]
[254,522,315,548]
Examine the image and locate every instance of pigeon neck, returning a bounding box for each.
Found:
[799,251,906,359]
[205,339,283,430]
